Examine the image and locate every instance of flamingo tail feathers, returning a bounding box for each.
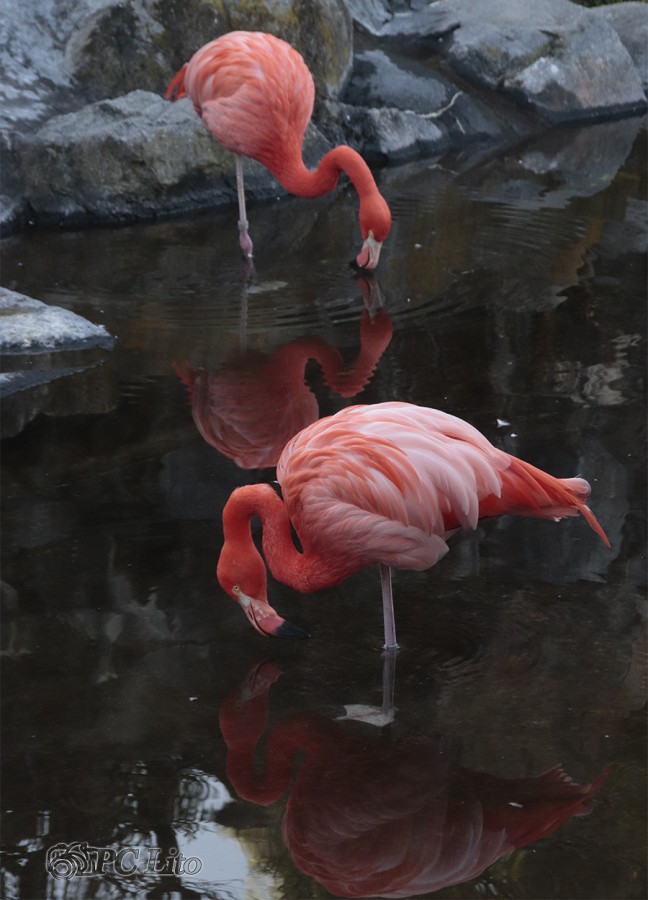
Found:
[482,456,610,547]
[165,64,188,101]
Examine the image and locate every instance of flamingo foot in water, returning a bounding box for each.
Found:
[238,220,254,258]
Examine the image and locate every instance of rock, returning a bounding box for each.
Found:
[591,2,648,91]
[500,10,647,121]
[341,0,431,37]
[65,0,352,104]
[2,0,647,234]
[14,91,231,226]
[0,131,28,235]
[0,0,77,132]
[332,102,447,163]
[64,0,174,102]
[345,48,452,115]
[364,0,647,121]
[14,89,332,227]
[0,287,116,437]
[338,47,533,160]
[6,0,346,229]
[0,287,115,352]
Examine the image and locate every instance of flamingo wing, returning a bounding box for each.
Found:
[277,402,509,572]
[182,31,315,172]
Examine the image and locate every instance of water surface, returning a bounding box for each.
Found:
[1,117,646,899]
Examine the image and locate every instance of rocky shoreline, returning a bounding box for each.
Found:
[1,0,646,237]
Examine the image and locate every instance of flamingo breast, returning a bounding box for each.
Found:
[277,402,509,571]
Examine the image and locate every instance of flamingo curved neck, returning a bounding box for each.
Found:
[271,145,379,202]
[223,485,357,592]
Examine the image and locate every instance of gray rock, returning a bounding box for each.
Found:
[341,0,394,35]
[64,0,174,102]
[15,91,231,226]
[591,2,648,91]
[334,102,447,162]
[2,0,647,234]
[502,12,647,121]
[65,0,352,104]
[375,0,647,121]
[341,0,431,36]
[0,285,116,436]
[13,89,334,226]
[448,0,644,122]
[340,47,534,159]
[1,131,27,234]
[0,287,115,352]
[0,0,77,131]
[1,0,352,128]
[346,49,452,115]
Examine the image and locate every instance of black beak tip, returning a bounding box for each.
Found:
[274,620,310,639]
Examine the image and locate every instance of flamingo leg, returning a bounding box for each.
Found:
[235,154,254,258]
[380,563,399,650]
[381,645,397,717]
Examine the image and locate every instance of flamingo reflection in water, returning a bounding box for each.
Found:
[220,661,610,899]
[175,279,392,469]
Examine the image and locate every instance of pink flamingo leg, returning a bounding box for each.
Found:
[382,645,397,716]
[380,563,399,650]
[236,154,254,258]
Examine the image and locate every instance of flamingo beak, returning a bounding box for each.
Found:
[238,590,309,639]
[355,232,383,270]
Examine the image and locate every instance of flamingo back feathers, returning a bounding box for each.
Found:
[176,32,315,173]
[277,402,608,571]
[278,404,508,571]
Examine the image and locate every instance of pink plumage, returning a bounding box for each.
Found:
[181,32,315,178]
[165,31,392,267]
[217,402,609,642]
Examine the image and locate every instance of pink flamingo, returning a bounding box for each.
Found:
[219,661,610,898]
[217,402,609,645]
[165,31,392,267]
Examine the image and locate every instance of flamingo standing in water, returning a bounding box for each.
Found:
[217,402,609,646]
[165,31,391,267]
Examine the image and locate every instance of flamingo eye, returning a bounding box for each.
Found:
[232,584,241,595]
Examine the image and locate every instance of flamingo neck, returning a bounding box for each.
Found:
[271,145,379,203]
[224,485,354,593]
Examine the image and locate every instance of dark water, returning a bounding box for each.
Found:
[1,117,646,899]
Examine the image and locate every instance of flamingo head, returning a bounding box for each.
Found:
[217,545,309,639]
[356,192,392,270]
